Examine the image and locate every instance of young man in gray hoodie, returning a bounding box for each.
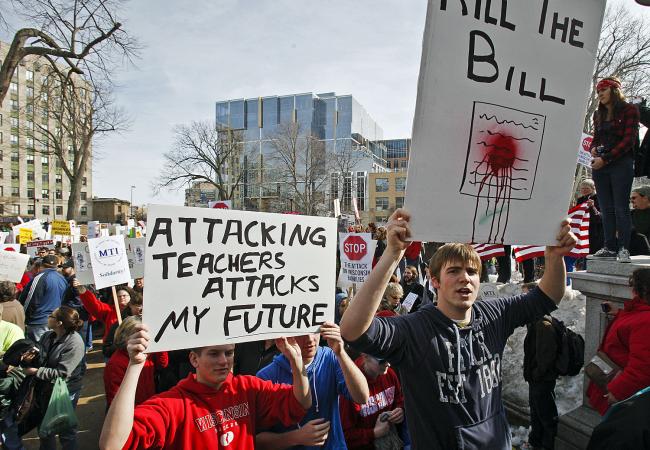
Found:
[340,208,576,450]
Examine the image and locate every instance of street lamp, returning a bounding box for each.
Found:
[130,185,136,219]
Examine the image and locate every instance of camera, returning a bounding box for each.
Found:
[601,302,611,313]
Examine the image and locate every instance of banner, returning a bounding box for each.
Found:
[405,0,605,245]
[18,228,33,245]
[26,240,55,257]
[0,250,29,283]
[126,238,145,279]
[87,235,131,289]
[51,220,72,236]
[144,204,337,352]
[338,233,377,287]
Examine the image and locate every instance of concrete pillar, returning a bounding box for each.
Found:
[556,257,650,449]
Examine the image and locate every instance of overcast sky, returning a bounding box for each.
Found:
[6,0,650,207]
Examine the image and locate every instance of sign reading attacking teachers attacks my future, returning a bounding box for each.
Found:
[144,204,337,353]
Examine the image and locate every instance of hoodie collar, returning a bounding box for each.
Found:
[624,296,650,313]
[177,372,233,396]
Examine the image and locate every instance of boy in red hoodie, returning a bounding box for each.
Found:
[99,323,312,450]
[339,354,404,449]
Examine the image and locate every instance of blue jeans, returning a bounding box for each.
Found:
[592,155,634,251]
[25,324,50,343]
[39,389,79,450]
[1,414,24,450]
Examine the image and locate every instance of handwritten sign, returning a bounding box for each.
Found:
[144,204,337,353]
[338,233,376,287]
[126,238,145,279]
[51,220,72,236]
[71,243,94,285]
[26,240,55,257]
[0,250,29,283]
[18,228,33,245]
[577,133,593,167]
[87,221,100,239]
[87,236,131,289]
[405,0,605,245]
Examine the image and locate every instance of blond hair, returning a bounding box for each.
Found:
[114,315,142,350]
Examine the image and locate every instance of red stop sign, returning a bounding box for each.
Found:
[211,202,230,209]
[581,136,593,152]
[343,235,367,261]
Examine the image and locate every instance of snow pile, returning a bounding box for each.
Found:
[510,425,530,447]
[498,285,586,416]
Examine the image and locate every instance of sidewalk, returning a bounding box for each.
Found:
[24,340,106,449]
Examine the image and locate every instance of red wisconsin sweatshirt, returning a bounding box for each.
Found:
[104,348,168,407]
[123,372,307,450]
[80,290,117,341]
[339,358,404,450]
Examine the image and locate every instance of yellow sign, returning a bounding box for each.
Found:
[19,228,33,244]
[51,220,72,236]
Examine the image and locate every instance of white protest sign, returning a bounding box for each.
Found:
[26,240,55,257]
[71,243,94,285]
[12,220,42,239]
[337,233,376,287]
[405,0,605,245]
[401,292,419,313]
[0,250,29,283]
[577,133,593,167]
[478,283,500,301]
[0,244,21,253]
[144,204,337,353]
[208,200,232,209]
[87,221,100,239]
[0,233,7,245]
[125,238,145,279]
[87,235,131,289]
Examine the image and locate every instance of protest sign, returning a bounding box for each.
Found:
[18,228,33,245]
[26,240,55,257]
[126,238,145,279]
[405,0,605,245]
[144,204,337,353]
[87,221,100,239]
[338,233,376,287]
[0,244,21,253]
[577,133,593,167]
[87,235,131,289]
[13,219,42,240]
[71,243,94,285]
[51,220,72,236]
[0,250,29,283]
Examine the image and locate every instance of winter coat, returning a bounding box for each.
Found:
[104,348,168,407]
[123,373,307,450]
[37,330,85,394]
[19,269,68,326]
[523,316,559,383]
[257,346,354,450]
[587,296,650,415]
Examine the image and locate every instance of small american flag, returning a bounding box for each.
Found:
[513,202,590,262]
[472,243,506,260]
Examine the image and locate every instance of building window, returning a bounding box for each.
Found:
[27,188,34,198]
[11,170,19,180]
[25,119,33,130]
[80,206,87,216]
[26,104,33,114]
[27,172,34,181]
[55,189,62,199]
[11,151,19,162]
[10,117,18,128]
[42,205,49,215]
[10,100,18,111]
[396,196,404,209]
[80,192,87,200]
[10,204,20,215]
[41,189,49,199]
[42,173,49,182]
[82,177,87,186]
[26,70,34,81]
[26,86,34,98]
[0,132,3,144]
[26,137,34,149]
[27,205,34,215]
[9,82,17,93]
[11,187,19,197]
[10,135,18,145]
[41,156,49,165]
[375,178,389,192]
[41,108,48,119]
[395,177,406,192]
[40,141,47,151]
[56,174,62,184]
[375,197,389,211]
[56,206,63,215]
[0,168,3,179]
[26,154,34,164]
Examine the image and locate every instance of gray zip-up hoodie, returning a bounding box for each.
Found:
[348,287,556,450]
[37,330,85,394]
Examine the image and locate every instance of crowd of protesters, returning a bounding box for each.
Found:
[0,74,644,450]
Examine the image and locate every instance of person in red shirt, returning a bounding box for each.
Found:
[104,316,168,408]
[99,323,312,450]
[339,354,404,450]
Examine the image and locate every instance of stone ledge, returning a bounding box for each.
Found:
[569,271,633,299]
[586,256,650,277]
[555,405,601,450]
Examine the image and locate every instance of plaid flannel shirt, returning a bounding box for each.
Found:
[590,102,640,164]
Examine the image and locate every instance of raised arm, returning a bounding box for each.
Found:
[74,280,112,320]
[99,324,149,450]
[321,322,369,404]
[340,209,412,342]
[538,219,577,305]
[275,336,311,410]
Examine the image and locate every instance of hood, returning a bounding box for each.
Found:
[623,296,650,313]
[335,293,348,324]
[175,372,232,397]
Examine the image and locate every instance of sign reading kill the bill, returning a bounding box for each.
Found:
[144,204,337,353]
[405,0,605,244]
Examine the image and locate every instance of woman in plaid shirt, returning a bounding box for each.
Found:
[590,76,640,263]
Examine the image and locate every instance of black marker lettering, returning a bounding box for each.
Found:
[154,306,189,342]
[148,218,173,247]
[152,252,177,279]
[193,306,210,334]
[203,218,223,243]
[223,305,254,336]
[178,217,197,244]
[177,252,196,278]
[468,30,498,83]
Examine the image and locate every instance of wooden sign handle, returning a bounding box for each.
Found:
[111,285,123,325]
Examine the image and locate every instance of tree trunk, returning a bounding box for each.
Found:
[66,177,82,220]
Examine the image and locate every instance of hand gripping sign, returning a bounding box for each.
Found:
[144,204,337,353]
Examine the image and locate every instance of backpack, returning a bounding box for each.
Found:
[550,317,585,377]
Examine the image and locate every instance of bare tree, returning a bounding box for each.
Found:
[0,0,138,105]
[269,122,330,215]
[327,140,370,215]
[154,121,246,202]
[26,67,127,219]
[584,5,650,132]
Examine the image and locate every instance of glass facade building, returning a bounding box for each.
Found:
[215,92,389,214]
